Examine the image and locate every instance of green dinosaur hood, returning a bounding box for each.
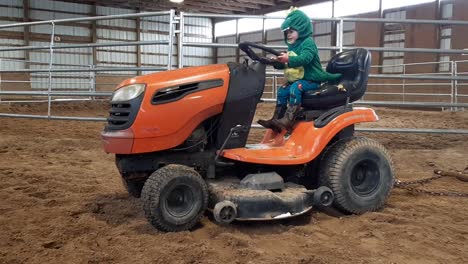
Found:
[280,9,313,47]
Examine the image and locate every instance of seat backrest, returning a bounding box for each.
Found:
[301,49,371,110]
[326,48,371,101]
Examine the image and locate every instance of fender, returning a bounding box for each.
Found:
[221,107,378,165]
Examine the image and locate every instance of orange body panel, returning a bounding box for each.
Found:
[221,107,378,165]
[102,64,230,154]
[101,128,134,153]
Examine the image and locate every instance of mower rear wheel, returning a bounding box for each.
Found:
[141,164,208,232]
[319,137,394,214]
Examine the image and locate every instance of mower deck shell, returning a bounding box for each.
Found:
[208,177,314,220]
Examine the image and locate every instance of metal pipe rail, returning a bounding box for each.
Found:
[342,46,467,55]
[0,67,167,73]
[0,58,91,67]
[259,98,468,108]
[0,40,170,52]
[0,11,172,29]
[265,71,468,81]
[354,101,468,108]
[365,92,451,97]
[250,124,468,135]
[0,91,112,96]
[184,13,468,26]
[181,42,467,55]
[368,83,451,86]
[0,113,107,121]
[183,42,339,51]
[355,128,468,134]
[2,80,95,84]
[0,98,96,104]
[369,74,468,81]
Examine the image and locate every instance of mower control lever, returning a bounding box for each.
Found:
[214,125,247,167]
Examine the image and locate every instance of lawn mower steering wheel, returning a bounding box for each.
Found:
[238,42,282,65]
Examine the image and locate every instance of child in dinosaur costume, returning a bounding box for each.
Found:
[258,8,342,131]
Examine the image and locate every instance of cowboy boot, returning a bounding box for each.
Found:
[272,104,302,131]
[258,104,287,132]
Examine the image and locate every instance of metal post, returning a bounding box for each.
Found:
[273,75,277,99]
[0,58,2,103]
[47,22,55,118]
[451,60,455,111]
[89,65,95,101]
[335,20,340,52]
[212,18,218,64]
[402,64,406,102]
[331,0,336,56]
[169,9,175,69]
[136,13,142,75]
[336,19,344,52]
[235,19,240,63]
[454,61,459,110]
[177,11,184,69]
[23,0,30,68]
[262,18,266,57]
[332,0,336,18]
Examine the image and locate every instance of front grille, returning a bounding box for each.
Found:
[105,94,144,131]
[108,103,131,126]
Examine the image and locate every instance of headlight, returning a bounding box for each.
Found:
[111,84,146,102]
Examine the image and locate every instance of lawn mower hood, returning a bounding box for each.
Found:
[102,62,266,154]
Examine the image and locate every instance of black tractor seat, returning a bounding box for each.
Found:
[301,48,371,111]
[298,104,352,128]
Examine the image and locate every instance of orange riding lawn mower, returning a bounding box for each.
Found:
[101,42,394,232]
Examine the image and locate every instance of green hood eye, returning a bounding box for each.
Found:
[281,10,313,45]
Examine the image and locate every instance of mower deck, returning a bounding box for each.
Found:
[207,177,316,221]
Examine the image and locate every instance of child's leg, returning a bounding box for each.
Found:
[258,83,291,132]
[277,84,291,106]
[288,80,319,105]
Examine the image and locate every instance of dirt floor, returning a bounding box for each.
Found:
[0,101,467,264]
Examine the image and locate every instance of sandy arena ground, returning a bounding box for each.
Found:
[0,101,467,264]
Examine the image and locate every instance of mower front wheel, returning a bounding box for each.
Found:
[141,165,208,232]
[319,137,394,214]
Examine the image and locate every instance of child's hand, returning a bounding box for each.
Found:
[277,52,289,63]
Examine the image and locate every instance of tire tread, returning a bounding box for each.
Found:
[319,137,395,214]
[141,164,208,232]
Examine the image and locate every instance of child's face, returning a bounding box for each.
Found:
[286,29,299,44]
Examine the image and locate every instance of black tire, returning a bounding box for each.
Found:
[313,186,334,208]
[121,178,144,198]
[319,136,394,214]
[213,201,237,224]
[141,164,208,232]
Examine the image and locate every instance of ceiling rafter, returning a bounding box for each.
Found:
[139,1,237,14]
[183,2,248,13]
[60,0,325,15]
[194,0,262,10]
[235,0,276,6]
